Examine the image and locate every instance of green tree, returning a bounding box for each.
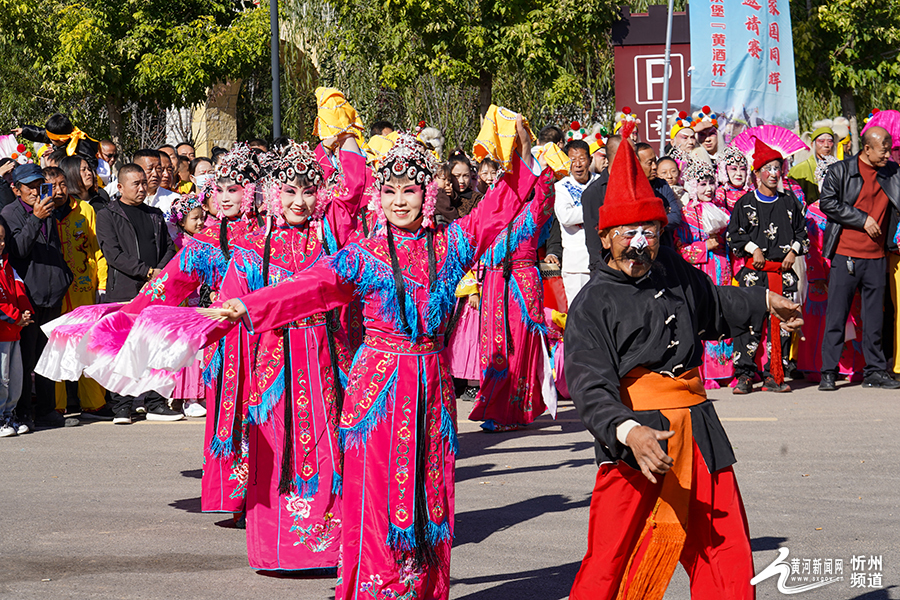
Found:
[0,0,270,146]
[318,0,620,118]
[792,0,900,148]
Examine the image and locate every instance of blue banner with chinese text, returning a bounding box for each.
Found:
[689,0,798,133]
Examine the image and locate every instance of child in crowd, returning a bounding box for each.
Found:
[0,221,34,437]
[169,194,209,417]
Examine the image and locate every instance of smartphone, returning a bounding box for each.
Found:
[40,182,53,202]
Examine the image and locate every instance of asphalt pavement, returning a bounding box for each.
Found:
[1,378,898,599]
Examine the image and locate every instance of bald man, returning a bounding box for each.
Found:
[819,126,900,390]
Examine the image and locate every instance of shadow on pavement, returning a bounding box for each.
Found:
[456,455,595,483]
[848,587,896,600]
[454,495,590,546]
[181,468,202,479]
[169,496,202,513]
[451,561,581,600]
[750,536,788,552]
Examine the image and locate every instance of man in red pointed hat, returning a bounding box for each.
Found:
[566,137,804,600]
[726,138,809,394]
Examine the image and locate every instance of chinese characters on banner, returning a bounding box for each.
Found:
[689,0,799,139]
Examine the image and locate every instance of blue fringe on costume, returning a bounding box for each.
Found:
[481,209,536,267]
[208,431,234,459]
[246,366,285,425]
[295,473,320,499]
[510,275,548,335]
[339,367,399,449]
[180,237,230,288]
[234,246,296,292]
[330,224,476,342]
[202,340,224,387]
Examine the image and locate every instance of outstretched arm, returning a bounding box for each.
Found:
[455,116,544,263]
[218,259,355,333]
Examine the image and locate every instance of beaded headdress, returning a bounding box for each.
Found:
[369,130,439,229]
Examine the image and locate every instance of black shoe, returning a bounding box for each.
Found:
[762,376,791,393]
[787,360,805,380]
[35,410,66,428]
[462,386,478,402]
[113,408,132,425]
[862,371,900,389]
[818,372,837,391]
[80,405,116,421]
[146,406,185,422]
[732,375,753,395]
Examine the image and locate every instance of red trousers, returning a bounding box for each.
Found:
[570,441,755,600]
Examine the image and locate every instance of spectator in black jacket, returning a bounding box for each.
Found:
[97,164,176,302]
[0,163,74,429]
[95,163,180,423]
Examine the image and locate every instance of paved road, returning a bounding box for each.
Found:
[1,380,898,599]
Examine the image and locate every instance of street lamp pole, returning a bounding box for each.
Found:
[659,0,675,156]
[270,0,282,139]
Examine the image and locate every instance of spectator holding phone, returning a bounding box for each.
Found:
[0,164,73,430]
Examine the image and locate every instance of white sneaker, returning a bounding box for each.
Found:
[0,422,16,437]
[16,421,31,435]
[183,403,207,418]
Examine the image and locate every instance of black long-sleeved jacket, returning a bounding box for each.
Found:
[0,200,72,308]
[819,155,900,260]
[565,246,767,471]
[96,200,176,302]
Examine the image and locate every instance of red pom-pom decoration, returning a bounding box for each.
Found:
[16,144,25,153]
[10,153,17,160]
[873,109,881,114]
[678,110,687,119]
[702,105,711,114]
[25,151,32,158]
[623,107,632,114]
[570,121,581,131]
[595,133,602,140]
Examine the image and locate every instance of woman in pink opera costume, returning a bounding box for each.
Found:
[468,166,556,431]
[218,136,365,571]
[675,158,735,388]
[39,144,265,518]
[215,119,545,599]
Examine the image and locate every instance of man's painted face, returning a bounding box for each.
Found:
[600,221,662,279]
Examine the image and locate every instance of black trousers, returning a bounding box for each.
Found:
[16,304,61,421]
[733,266,795,378]
[107,391,167,415]
[821,254,887,376]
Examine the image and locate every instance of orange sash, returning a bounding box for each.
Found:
[616,367,706,600]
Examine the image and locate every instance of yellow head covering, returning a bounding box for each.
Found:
[473,105,534,170]
[45,127,96,157]
[538,143,571,179]
[366,132,399,165]
[312,87,365,140]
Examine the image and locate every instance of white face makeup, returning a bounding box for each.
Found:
[614,225,660,251]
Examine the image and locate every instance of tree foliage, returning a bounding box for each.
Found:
[792,0,900,115]
[0,0,269,143]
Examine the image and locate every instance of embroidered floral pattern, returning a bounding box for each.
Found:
[285,494,341,552]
